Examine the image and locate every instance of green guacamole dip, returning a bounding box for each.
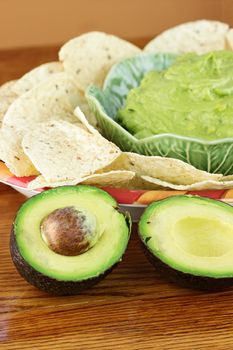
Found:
[117,51,233,140]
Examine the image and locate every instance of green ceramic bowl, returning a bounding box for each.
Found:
[86,53,233,175]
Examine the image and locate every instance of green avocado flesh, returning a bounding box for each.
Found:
[14,186,130,281]
[139,196,233,278]
[117,51,233,140]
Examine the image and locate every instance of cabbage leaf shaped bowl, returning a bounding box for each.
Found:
[86,53,233,175]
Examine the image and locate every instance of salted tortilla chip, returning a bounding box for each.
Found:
[226,28,233,50]
[0,63,64,129]
[74,106,99,134]
[0,128,39,176]
[0,81,19,165]
[0,80,18,127]
[101,152,222,185]
[73,97,97,127]
[0,73,87,176]
[2,72,81,133]
[28,170,134,189]
[142,176,233,191]
[141,176,233,191]
[221,174,233,181]
[126,176,162,190]
[12,62,63,95]
[59,31,141,91]
[144,20,229,54]
[82,170,134,187]
[0,80,17,96]
[22,121,120,182]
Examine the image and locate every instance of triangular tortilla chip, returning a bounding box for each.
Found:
[28,170,135,189]
[0,128,39,176]
[2,72,81,133]
[0,80,18,127]
[144,20,229,54]
[12,62,63,95]
[101,152,222,185]
[59,31,141,91]
[0,73,89,176]
[141,175,233,190]
[226,28,233,50]
[74,106,99,134]
[22,121,120,182]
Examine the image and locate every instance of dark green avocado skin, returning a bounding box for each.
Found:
[139,238,233,292]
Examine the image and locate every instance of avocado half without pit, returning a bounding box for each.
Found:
[10,186,131,295]
[139,195,233,290]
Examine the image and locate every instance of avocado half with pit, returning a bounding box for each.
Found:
[10,186,131,295]
[139,195,233,290]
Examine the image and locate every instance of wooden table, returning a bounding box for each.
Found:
[1,44,233,350]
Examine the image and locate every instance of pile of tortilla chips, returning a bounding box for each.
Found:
[1,23,233,192]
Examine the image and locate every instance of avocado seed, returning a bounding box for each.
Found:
[40,206,99,256]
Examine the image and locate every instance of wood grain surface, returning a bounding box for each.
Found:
[1,43,233,350]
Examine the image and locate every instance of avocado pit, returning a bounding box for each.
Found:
[40,206,98,256]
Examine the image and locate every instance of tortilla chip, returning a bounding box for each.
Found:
[74,106,99,134]
[28,170,134,189]
[226,28,233,50]
[0,73,88,176]
[59,31,141,91]
[0,80,17,96]
[2,72,82,133]
[221,175,233,182]
[0,80,18,127]
[126,176,162,190]
[73,97,97,128]
[0,128,39,176]
[82,170,134,187]
[0,63,64,130]
[0,63,64,129]
[141,176,233,191]
[22,121,120,182]
[144,20,229,54]
[101,152,222,185]
[12,62,63,95]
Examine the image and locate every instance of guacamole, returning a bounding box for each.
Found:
[117,51,233,140]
